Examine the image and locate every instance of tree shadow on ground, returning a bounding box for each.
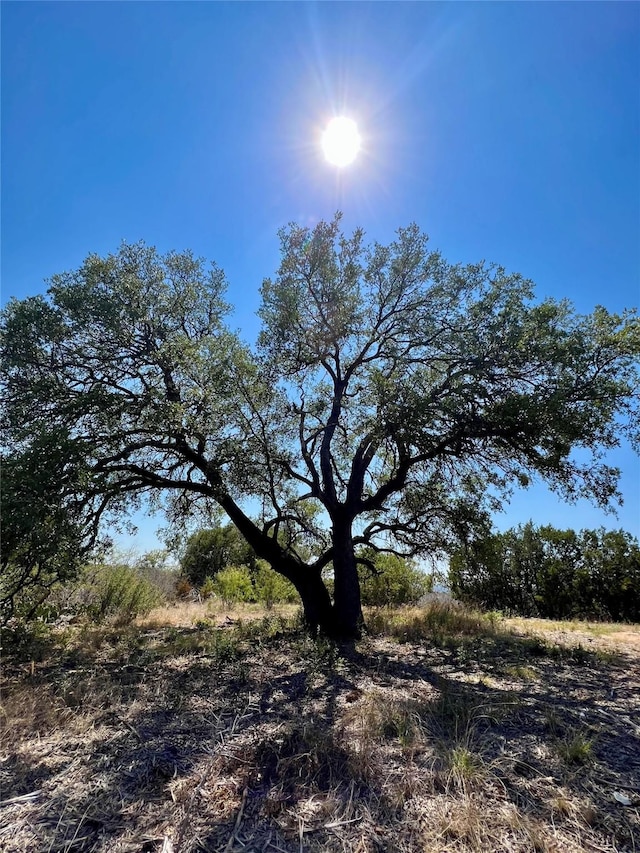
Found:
[2,622,638,852]
[354,632,639,851]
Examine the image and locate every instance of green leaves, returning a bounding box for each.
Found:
[449,523,640,621]
[2,222,638,636]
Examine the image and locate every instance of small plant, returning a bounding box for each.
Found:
[252,721,370,793]
[446,745,485,790]
[157,623,241,661]
[345,693,427,753]
[207,629,241,663]
[556,731,593,765]
[594,648,621,666]
[382,705,423,748]
[296,633,342,672]
[505,664,539,681]
[523,636,550,657]
[233,613,297,642]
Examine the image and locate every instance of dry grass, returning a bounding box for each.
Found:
[505,616,638,636]
[1,600,638,853]
[136,599,300,629]
[365,599,495,643]
[505,615,640,650]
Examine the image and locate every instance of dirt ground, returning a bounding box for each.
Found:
[1,607,638,853]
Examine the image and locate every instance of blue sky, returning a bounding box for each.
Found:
[3,1,639,551]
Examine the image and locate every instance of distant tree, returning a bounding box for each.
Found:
[2,219,638,638]
[449,524,640,621]
[577,528,640,621]
[180,524,256,588]
[134,549,179,600]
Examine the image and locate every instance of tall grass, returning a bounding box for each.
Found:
[365,599,497,644]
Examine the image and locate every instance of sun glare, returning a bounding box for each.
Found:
[322,116,361,167]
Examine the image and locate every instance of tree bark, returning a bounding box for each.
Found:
[215,492,364,640]
[288,568,334,636]
[330,516,364,640]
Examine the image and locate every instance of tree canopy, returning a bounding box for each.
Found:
[2,216,638,637]
[1,444,88,624]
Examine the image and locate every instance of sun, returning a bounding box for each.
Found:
[322,116,361,167]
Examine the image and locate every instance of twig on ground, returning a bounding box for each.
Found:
[224,786,248,853]
[0,790,42,807]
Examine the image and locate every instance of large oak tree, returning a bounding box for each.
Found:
[2,217,638,637]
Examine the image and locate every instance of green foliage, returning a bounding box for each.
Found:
[211,565,254,608]
[2,224,638,639]
[556,733,593,765]
[199,576,217,600]
[0,619,55,661]
[181,525,256,588]
[252,560,298,609]
[358,553,433,606]
[0,447,88,625]
[81,562,164,622]
[449,524,640,621]
[159,624,241,662]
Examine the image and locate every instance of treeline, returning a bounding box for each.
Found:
[4,515,639,630]
[449,523,640,621]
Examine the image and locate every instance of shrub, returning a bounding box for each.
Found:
[175,576,194,599]
[252,560,297,609]
[359,553,433,606]
[212,565,254,608]
[80,562,164,622]
[0,618,55,660]
[200,576,217,600]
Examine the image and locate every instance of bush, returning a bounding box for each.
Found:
[200,576,217,600]
[212,565,254,608]
[80,562,164,622]
[0,618,55,660]
[252,560,298,609]
[180,525,256,588]
[358,553,433,606]
[175,576,194,599]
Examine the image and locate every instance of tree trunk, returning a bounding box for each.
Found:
[215,493,360,640]
[289,568,334,636]
[330,517,364,640]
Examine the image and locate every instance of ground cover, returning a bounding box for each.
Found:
[1,602,638,852]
